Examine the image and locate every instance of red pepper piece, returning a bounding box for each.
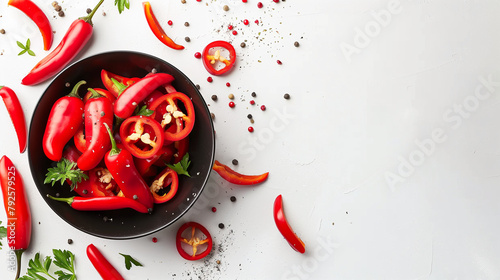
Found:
[83,88,116,103]
[73,124,87,153]
[43,80,86,162]
[212,160,269,185]
[101,69,138,98]
[8,0,53,51]
[176,222,213,261]
[149,92,195,142]
[273,195,306,254]
[88,167,118,197]
[135,145,168,176]
[77,88,114,171]
[21,0,104,85]
[143,2,184,50]
[120,116,165,159]
[104,123,154,210]
[48,195,148,213]
[0,156,31,279]
[152,144,176,167]
[87,244,125,280]
[202,41,236,76]
[173,137,189,164]
[150,167,178,203]
[0,86,27,153]
[114,73,175,119]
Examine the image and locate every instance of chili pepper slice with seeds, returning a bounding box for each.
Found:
[150,167,178,203]
[176,222,213,261]
[8,0,53,51]
[149,92,195,142]
[87,244,125,280]
[273,194,306,254]
[120,116,165,159]
[212,160,269,185]
[202,40,236,76]
[143,1,184,50]
[0,86,27,153]
[48,195,148,213]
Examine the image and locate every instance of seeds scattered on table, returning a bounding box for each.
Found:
[0,29,5,34]
[185,37,190,42]
[184,22,189,27]
[219,223,225,229]
[232,159,238,165]
[67,239,73,244]
[284,93,290,99]
[58,11,64,17]
[240,42,246,48]
[86,8,92,14]
[223,5,229,11]
[211,94,218,101]
[228,93,234,100]
[230,196,236,202]
[294,41,300,47]
[210,112,215,120]
[251,92,256,97]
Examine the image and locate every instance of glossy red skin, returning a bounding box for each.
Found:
[120,116,165,159]
[149,92,195,142]
[83,88,116,103]
[273,195,305,254]
[105,148,154,210]
[114,73,175,119]
[0,86,27,153]
[143,2,184,50]
[176,222,213,261]
[101,69,139,98]
[152,167,178,204]
[0,156,31,252]
[8,0,53,51]
[202,40,236,76]
[43,96,84,161]
[87,244,125,280]
[77,96,113,171]
[63,196,148,213]
[212,160,269,185]
[135,145,168,176]
[173,137,189,164]
[73,125,86,153]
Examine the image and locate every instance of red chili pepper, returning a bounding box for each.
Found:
[77,88,114,171]
[101,69,138,97]
[150,167,178,203]
[43,80,86,162]
[120,116,165,159]
[73,125,86,153]
[88,167,118,197]
[48,195,148,213]
[202,40,236,76]
[149,92,195,142]
[176,222,213,261]
[8,0,53,51]
[87,244,125,280]
[273,195,306,254]
[0,156,31,279]
[212,160,269,185]
[143,2,184,50]
[104,123,154,210]
[173,137,189,164]
[114,73,175,119]
[152,144,176,167]
[135,145,170,176]
[21,0,104,85]
[0,86,27,153]
[83,88,116,103]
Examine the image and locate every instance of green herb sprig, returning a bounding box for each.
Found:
[167,153,191,177]
[17,39,35,56]
[44,159,89,191]
[120,253,143,270]
[18,249,77,280]
[115,0,130,14]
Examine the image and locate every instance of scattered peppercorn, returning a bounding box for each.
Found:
[277,60,282,65]
[102,11,106,16]
[248,126,254,132]
[210,113,215,120]
[284,93,290,99]
[133,195,138,200]
[247,114,253,119]
[52,1,58,7]
[240,42,246,48]
[232,30,238,35]
[55,5,62,12]
[232,159,239,165]
[207,76,213,83]
[223,5,229,11]
[86,8,92,14]
[212,207,217,212]
[65,82,71,87]
[0,29,5,34]
[249,100,255,105]
[167,20,173,26]
[243,19,249,25]
[181,0,186,3]
[216,260,221,265]
[151,68,158,74]
[194,52,201,58]
[294,41,300,47]
[218,223,225,229]
[273,0,279,3]
[255,20,259,24]
[242,0,247,2]
[184,22,189,27]
[226,82,231,87]
[230,196,237,202]
[58,11,65,17]
[257,2,263,8]
[260,105,266,111]
[185,37,191,42]
[228,25,233,30]
[228,101,235,108]
[250,119,255,124]
[196,84,200,90]
[211,94,218,101]
[228,93,234,99]
[67,239,73,244]
[152,237,158,243]
[251,92,257,97]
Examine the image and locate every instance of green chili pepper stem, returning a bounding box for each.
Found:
[104,123,120,156]
[110,78,128,95]
[88,88,103,99]
[80,0,104,26]
[14,249,24,280]
[67,80,87,98]
[0,86,3,90]
[47,194,75,205]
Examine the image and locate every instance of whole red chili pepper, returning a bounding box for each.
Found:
[43,80,86,162]
[0,156,32,279]
[212,160,269,185]
[48,195,148,213]
[114,73,174,119]
[73,125,87,153]
[104,124,154,211]
[83,88,116,103]
[21,0,104,85]
[8,0,53,51]
[87,244,125,280]
[77,88,114,171]
[273,194,305,254]
[101,69,139,97]
[143,2,184,50]
[0,86,27,153]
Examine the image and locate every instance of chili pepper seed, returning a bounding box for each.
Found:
[52,1,58,7]
[229,101,235,108]
[228,93,234,99]
[260,105,266,111]
[230,196,237,202]
[223,5,229,11]
[194,52,201,58]
[207,77,213,83]
[211,94,218,101]
[232,159,239,165]
[248,126,254,132]
[257,2,263,8]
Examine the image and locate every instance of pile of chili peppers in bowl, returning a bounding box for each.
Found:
[27,51,215,239]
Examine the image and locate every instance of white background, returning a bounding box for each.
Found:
[1,0,500,279]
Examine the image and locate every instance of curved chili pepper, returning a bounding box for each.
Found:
[48,195,148,213]
[176,222,213,261]
[8,0,53,51]
[104,123,154,211]
[143,2,184,50]
[150,167,178,203]
[149,92,195,142]
[212,160,269,185]
[21,0,104,85]
[114,73,175,119]
[202,40,236,76]
[0,156,31,279]
[0,86,27,153]
[87,244,125,280]
[273,195,306,254]
[120,116,165,159]
[43,80,86,162]
[77,88,114,171]
[101,69,138,97]
[83,88,116,103]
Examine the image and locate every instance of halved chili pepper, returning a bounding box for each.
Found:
[114,73,175,119]
[73,124,87,153]
[104,123,154,210]
[149,92,195,142]
[83,88,116,103]
[77,88,114,171]
[87,244,125,280]
[202,40,236,76]
[21,0,104,85]
[0,156,31,279]
[120,116,165,159]
[43,80,86,162]
[212,160,269,185]
[150,167,178,203]
[176,222,213,261]
[143,2,184,50]
[0,86,27,153]
[48,195,148,213]
[273,194,306,254]
[101,69,139,97]
[88,167,118,197]
[8,0,53,51]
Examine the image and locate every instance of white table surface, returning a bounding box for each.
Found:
[1,0,500,279]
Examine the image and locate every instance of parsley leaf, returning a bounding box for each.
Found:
[18,252,53,280]
[17,39,35,56]
[44,159,89,191]
[0,221,7,250]
[119,253,143,270]
[53,249,76,280]
[135,105,154,117]
[167,153,191,177]
[18,250,77,280]
[115,0,130,14]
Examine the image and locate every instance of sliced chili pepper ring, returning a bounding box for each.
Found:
[150,167,178,203]
[120,116,165,159]
[176,222,213,261]
[149,92,195,142]
[202,40,236,76]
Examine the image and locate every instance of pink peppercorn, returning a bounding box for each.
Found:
[207,77,213,82]
[257,2,263,8]
[255,20,259,24]
[228,25,233,30]
[277,60,282,65]
[248,126,254,132]
[243,19,249,25]
[250,100,255,105]
[194,52,201,59]
[273,0,279,2]
[152,237,158,243]
[167,20,173,26]
[226,82,231,87]
[212,207,217,212]
[242,0,247,2]
[229,101,235,108]
[232,30,238,35]
[260,105,266,111]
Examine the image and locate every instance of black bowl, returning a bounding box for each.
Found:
[28,51,215,239]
